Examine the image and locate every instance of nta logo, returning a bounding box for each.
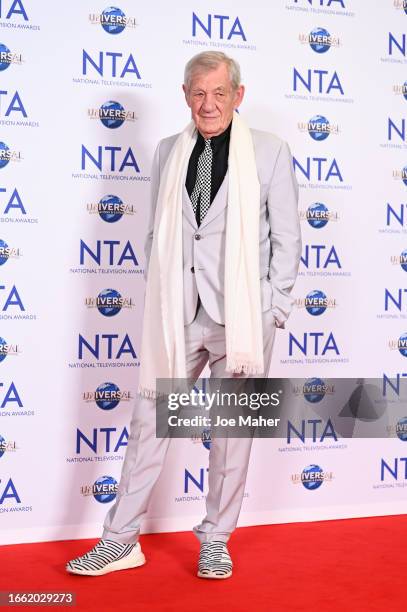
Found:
[192,12,246,41]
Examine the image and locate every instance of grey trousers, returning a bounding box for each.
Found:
[102,302,276,544]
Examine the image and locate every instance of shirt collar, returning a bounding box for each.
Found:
[196,120,232,152]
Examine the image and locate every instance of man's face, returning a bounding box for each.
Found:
[183,62,244,139]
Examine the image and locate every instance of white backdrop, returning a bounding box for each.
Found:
[1,0,407,545]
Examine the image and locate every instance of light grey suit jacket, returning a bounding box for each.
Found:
[144,127,301,328]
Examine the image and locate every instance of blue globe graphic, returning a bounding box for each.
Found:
[403,81,407,102]
[308,115,330,141]
[98,195,124,223]
[201,428,211,450]
[307,202,329,229]
[396,417,407,441]
[100,101,125,129]
[398,332,407,357]
[95,382,121,410]
[400,249,407,272]
[0,337,8,363]
[403,166,407,187]
[0,43,11,71]
[101,6,126,34]
[0,434,5,458]
[0,142,10,168]
[0,239,9,266]
[309,27,331,53]
[305,290,327,316]
[301,464,324,490]
[93,476,118,503]
[97,288,122,317]
[303,377,326,403]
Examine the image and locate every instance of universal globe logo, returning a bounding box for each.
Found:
[392,166,407,185]
[83,382,131,410]
[100,101,126,129]
[308,116,332,141]
[190,427,212,449]
[305,290,329,315]
[87,195,135,223]
[0,142,10,168]
[0,240,22,265]
[95,382,124,410]
[393,81,407,100]
[101,6,126,33]
[293,378,335,403]
[89,7,137,34]
[0,43,10,70]
[302,465,327,490]
[396,417,407,441]
[98,195,125,222]
[201,428,211,450]
[304,378,329,403]
[300,203,338,229]
[394,0,407,15]
[0,434,5,458]
[391,249,407,271]
[393,333,407,357]
[0,337,19,362]
[0,43,22,71]
[299,27,340,53]
[81,476,118,503]
[97,288,124,316]
[85,289,133,316]
[0,435,17,457]
[295,290,336,315]
[94,476,117,503]
[88,101,136,128]
[291,465,333,490]
[0,142,21,168]
[298,116,339,141]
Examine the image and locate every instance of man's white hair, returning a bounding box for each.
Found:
[184,51,241,91]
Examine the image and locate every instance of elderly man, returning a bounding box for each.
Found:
[67,51,301,579]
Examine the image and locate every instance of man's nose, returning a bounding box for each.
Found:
[201,94,216,112]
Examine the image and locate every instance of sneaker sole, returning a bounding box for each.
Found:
[66,550,146,577]
[197,569,232,580]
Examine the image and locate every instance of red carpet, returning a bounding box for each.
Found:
[1,516,405,612]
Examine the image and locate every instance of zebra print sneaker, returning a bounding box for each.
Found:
[66,539,145,576]
[197,541,233,579]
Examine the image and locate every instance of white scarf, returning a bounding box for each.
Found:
[138,112,264,399]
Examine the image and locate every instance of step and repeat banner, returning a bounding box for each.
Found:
[1,0,407,545]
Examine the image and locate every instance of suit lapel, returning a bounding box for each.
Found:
[182,183,198,229]
[182,171,229,231]
[199,171,228,230]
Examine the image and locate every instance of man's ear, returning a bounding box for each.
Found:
[234,85,245,110]
[182,84,191,108]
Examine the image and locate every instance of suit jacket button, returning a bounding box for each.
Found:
[191,266,195,273]
[194,234,201,240]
